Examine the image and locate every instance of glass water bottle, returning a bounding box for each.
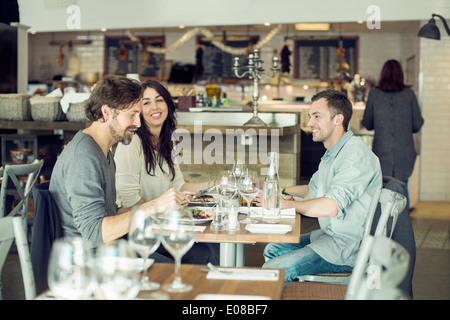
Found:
[263,152,281,223]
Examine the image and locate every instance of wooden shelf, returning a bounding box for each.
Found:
[0,120,90,131]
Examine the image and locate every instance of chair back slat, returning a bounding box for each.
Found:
[0,160,44,229]
[0,216,36,300]
[345,235,410,300]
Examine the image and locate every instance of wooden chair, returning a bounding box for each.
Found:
[282,282,347,300]
[0,216,36,300]
[0,159,44,231]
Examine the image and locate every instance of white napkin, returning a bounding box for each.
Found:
[163,225,206,233]
[242,207,296,218]
[245,224,292,234]
[206,267,279,281]
[60,92,91,113]
[191,225,206,232]
[46,88,63,97]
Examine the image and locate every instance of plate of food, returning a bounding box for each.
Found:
[188,194,218,206]
[182,207,213,224]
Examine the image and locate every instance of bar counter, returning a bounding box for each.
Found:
[173,111,301,186]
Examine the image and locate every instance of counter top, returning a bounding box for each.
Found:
[0,120,89,131]
[257,102,366,113]
[175,111,300,136]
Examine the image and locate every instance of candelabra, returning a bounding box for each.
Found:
[232,49,280,126]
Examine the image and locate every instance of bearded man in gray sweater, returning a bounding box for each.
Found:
[49,75,189,248]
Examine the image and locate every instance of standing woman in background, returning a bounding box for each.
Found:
[362,59,424,208]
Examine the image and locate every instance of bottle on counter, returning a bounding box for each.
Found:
[262,152,281,223]
[196,93,205,107]
[222,92,230,106]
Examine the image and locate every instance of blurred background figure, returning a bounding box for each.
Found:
[362,59,424,208]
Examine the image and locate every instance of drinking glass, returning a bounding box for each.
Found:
[160,208,195,292]
[217,169,238,204]
[128,206,161,291]
[238,170,259,224]
[47,237,94,300]
[94,240,140,300]
[210,204,224,231]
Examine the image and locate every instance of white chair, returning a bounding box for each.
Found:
[373,188,407,237]
[297,187,406,285]
[0,159,44,230]
[0,216,36,300]
[345,235,410,300]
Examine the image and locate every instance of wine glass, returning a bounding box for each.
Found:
[160,208,195,292]
[232,162,247,184]
[217,170,238,206]
[128,206,161,291]
[94,240,140,300]
[47,237,94,300]
[238,170,259,224]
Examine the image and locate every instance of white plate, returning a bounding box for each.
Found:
[245,224,292,234]
[181,217,213,224]
[188,196,218,206]
[188,201,218,207]
[182,207,213,224]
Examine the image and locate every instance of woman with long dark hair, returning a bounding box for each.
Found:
[362,59,424,207]
[114,80,218,264]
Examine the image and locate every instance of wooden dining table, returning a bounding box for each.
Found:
[139,262,285,300]
[193,212,301,267]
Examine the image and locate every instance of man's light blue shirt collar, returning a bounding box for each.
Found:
[322,129,354,160]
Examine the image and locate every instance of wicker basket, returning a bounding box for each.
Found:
[66,100,89,122]
[0,94,31,121]
[30,96,66,121]
[10,148,32,164]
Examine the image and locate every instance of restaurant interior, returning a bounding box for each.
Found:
[0,0,449,301]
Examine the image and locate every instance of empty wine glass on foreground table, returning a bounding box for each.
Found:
[128,206,161,291]
[94,240,140,300]
[239,170,259,224]
[47,237,94,300]
[160,208,195,292]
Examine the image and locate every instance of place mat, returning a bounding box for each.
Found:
[206,267,279,281]
[245,224,292,234]
[163,225,206,232]
[242,207,296,218]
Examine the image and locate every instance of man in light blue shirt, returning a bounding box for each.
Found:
[261,90,382,282]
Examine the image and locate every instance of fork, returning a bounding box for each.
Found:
[192,184,216,201]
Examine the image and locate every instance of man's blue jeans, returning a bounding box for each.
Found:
[262,233,352,282]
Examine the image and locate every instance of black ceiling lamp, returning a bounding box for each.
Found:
[418,13,450,40]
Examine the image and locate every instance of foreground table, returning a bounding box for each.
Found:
[139,263,285,300]
[194,213,301,267]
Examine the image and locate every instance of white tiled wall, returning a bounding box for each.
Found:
[419,34,450,201]
[28,31,105,83]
